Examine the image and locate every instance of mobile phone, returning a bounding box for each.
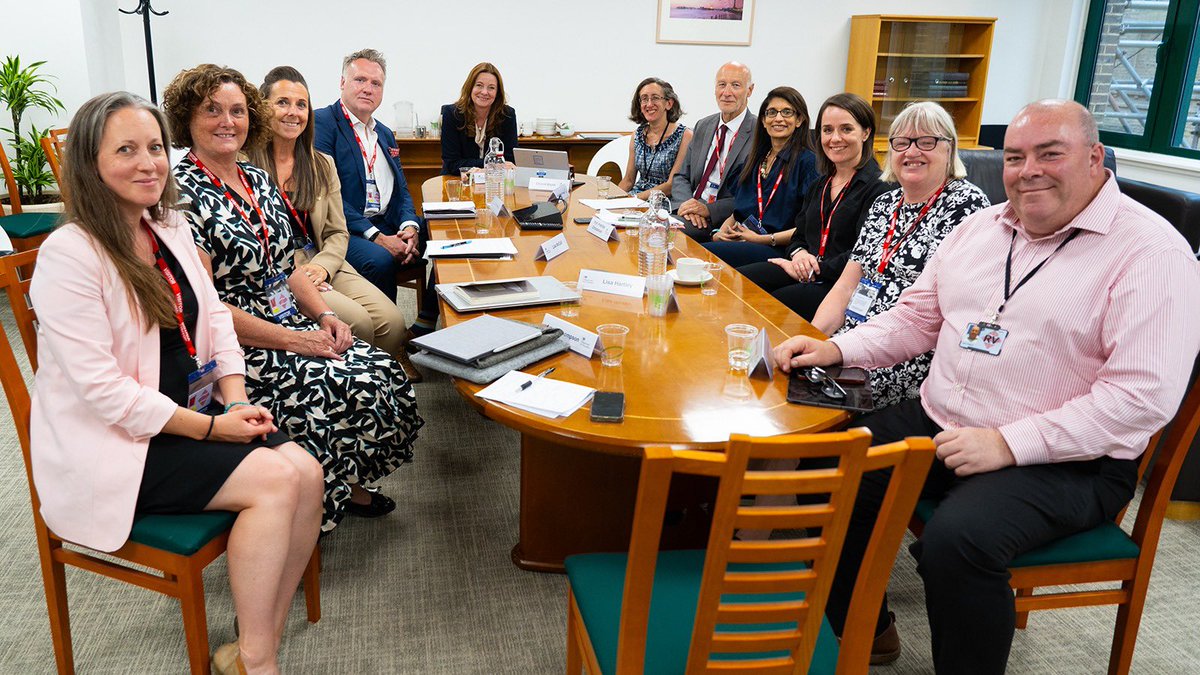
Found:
[590,391,626,423]
[573,217,592,224]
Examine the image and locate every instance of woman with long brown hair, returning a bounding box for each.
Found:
[246,65,414,378]
[30,90,323,674]
[440,61,517,174]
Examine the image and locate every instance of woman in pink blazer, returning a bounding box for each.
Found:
[30,92,322,675]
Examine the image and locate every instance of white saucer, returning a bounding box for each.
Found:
[667,269,712,286]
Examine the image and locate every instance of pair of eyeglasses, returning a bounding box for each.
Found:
[764,108,797,119]
[889,136,949,152]
[804,366,847,400]
[639,94,666,104]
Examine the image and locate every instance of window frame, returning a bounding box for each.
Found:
[1074,0,1200,160]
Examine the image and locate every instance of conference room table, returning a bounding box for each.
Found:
[420,175,847,572]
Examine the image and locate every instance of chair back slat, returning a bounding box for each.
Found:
[716,601,808,624]
[0,142,22,215]
[686,429,872,674]
[0,249,40,370]
[41,128,67,185]
[726,538,823,564]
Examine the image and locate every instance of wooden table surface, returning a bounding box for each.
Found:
[420,174,847,571]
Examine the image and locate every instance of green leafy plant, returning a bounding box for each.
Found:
[0,55,64,204]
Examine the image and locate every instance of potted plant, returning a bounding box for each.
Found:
[0,55,65,213]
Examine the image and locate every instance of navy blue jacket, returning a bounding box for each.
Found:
[314,100,418,237]
[440,104,518,175]
[731,146,819,233]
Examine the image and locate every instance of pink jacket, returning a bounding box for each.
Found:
[30,211,244,552]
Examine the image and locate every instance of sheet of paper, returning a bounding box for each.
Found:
[422,201,475,212]
[425,238,519,258]
[595,209,643,228]
[579,197,648,210]
[476,370,595,419]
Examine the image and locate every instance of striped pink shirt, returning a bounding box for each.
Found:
[833,174,1200,464]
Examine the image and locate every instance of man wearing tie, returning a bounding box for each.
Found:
[315,48,438,350]
[671,61,757,243]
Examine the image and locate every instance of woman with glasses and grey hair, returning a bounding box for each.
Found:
[618,77,693,200]
[807,100,990,408]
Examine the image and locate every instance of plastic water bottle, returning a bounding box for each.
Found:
[485,137,504,204]
[638,190,672,276]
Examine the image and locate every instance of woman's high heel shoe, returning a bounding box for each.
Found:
[211,642,248,675]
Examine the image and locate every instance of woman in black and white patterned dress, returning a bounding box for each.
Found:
[808,102,990,408]
[163,64,422,533]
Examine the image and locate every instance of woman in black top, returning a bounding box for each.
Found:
[440,62,517,174]
[739,93,890,320]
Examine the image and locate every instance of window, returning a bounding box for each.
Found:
[1075,0,1200,159]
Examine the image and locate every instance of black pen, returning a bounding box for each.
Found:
[441,240,471,249]
[517,367,556,392]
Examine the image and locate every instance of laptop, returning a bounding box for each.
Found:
[409,314,542,365]
[515,148,570,186]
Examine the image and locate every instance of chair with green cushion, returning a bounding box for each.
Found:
[0,250,322,675]
[908,371,1200,675]
[564,431,936,675]
[0,141,60,249]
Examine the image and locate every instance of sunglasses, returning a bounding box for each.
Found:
[804,366,847,400]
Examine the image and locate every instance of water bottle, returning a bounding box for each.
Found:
[638,190,672,276]
[485,137,505,204]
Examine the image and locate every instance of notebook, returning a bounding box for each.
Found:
[409,314,543,365]
[436,276,581,313]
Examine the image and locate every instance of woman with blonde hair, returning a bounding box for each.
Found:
[30,90,322,674]
[440,61,518,174]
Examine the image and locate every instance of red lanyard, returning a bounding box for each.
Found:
[756,159,785,222]
[188,152,274,267]
[877,181,946,276]
[141,218,201,368]
[817,172,855,258]
[340,102,378,175]
[279,190,311,242]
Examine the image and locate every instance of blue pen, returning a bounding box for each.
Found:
[441,240,471,249]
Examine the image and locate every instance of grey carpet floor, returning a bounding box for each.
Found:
[0,300,1197,674]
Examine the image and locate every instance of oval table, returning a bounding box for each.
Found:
[421,176,846,572]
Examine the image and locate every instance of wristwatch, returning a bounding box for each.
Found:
[367,231,381,242]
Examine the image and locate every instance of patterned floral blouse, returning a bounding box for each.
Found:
[631,123,687,194]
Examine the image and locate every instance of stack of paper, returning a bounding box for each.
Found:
[476,371,595,419]
[579,197,648,210]
[425,238,519,260]
[423,201,476,220]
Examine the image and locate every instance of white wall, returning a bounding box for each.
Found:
[4,0,1197,188]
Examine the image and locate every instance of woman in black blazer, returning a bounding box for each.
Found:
[441,62,518,174]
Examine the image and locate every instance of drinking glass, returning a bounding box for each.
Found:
[560,282,580,318]
[597,175,612,198]
[597,324,629,367]
[725,324,758,372]
[702,262,723,296]
[445,179,463,201]
[646,274,672,317]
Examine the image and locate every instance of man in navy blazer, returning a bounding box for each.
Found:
[314,48,437,336]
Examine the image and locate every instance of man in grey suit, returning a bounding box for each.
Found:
[672,61,757,243]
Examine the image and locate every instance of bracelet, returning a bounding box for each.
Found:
[770,233,777,246]
[317,311,337,322]
[202,415,215,441]
[224,401,251,412]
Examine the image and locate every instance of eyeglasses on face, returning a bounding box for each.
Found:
[804,366,847,400]
[889,135,949,152]
[639,94,666,104]
[764,108,797,119]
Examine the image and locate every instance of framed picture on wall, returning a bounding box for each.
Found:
[656,0,756,46]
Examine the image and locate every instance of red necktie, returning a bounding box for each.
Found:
[693,123,728,201]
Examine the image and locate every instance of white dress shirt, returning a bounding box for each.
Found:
[699,107,748,202]
[343,106,418,239]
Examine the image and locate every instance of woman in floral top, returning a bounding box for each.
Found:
[619,77,693,200]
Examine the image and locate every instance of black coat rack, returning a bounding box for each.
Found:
[119,1,169,103]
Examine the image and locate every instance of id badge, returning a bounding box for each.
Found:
[960,322,1008,356]
[365,178,381,212]
[845,278,882,322]
[302,242,317,256]
[186,359,218,412]
[743,215,767,235]
[265,273,297,322]
[702,180,720,203]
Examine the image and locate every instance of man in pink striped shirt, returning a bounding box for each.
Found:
[775,100,1200,673]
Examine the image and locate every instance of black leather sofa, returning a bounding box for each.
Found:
[958,147,1200,504]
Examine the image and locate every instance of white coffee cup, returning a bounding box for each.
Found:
[676,258,707,282]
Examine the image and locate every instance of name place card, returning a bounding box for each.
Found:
[578,268,645,298]
[542,314,599,358]
[529,177,570,193]
[534,233,570,261]
[487,198,509,217]
[748,327,776,381]
[586,217,620,242]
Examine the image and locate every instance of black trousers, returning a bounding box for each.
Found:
[737,261,833,321]
[824,398,1139,675]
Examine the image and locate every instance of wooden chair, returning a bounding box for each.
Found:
[909,372,1200,675]
[564,430,936,674]
[0,250,322,675]
[40,127,68,185]
[397,259,427,313]
[0,142,59,251]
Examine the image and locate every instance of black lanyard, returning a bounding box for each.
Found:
[997,227,1081,318]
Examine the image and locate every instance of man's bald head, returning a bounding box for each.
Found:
[1014,99,1099,145]
[715,62,754,122]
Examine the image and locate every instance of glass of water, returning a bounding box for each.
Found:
[725,324,758,372]
[597,175,612,198]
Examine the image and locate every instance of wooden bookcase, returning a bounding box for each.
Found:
[846,15,996,163]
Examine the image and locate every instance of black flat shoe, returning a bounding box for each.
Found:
[346,491,396,518]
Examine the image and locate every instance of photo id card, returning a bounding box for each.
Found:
[365,178,381,212]
[959,322,1008,356]
[845,278,882,323]
[186,359,218,412]
[742,215,768,235]
[265,273,297,322]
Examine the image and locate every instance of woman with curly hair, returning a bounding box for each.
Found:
[439,62,517,174]
[162,64,423,536]
[618,77,693,200]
